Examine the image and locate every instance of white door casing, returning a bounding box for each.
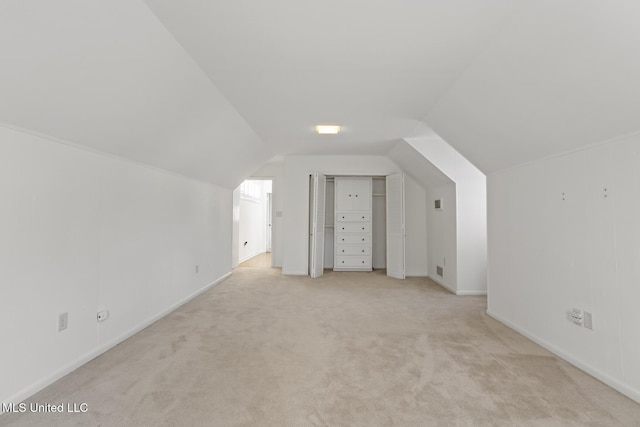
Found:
[266,192,273,253]
[309,173,326,278]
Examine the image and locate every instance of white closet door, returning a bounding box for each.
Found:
[310,173,327,278]
[386,173,405,279]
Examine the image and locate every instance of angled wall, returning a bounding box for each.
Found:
[397,138,487,294]
[426,1,640,174]
[425,182,458,292]
[387,141,457,290]
[0,1,272,189]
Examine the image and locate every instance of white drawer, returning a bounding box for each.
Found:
[335,256,371,268]
[336,246,370,256]
[336,213,370,222]
[336,222,370,233]
[336,234,370,244]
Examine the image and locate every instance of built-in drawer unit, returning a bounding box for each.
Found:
[336,213,370,222]
[336,234,370,244]
[335,256,370,268]
[336,222,370,233]
[334,177,372,272]
[336,246,370,256]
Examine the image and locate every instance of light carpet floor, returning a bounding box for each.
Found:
[239,252,272,268]
[2,268,640,426]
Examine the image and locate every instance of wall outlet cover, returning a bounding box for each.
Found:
[584,311,593,330]
[58,312,68,331]
[97,310,109,322]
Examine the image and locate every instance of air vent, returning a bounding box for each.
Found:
[436,266,444,277]
[434,199,443,210]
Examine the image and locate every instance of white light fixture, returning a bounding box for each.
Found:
[315,124,341,135]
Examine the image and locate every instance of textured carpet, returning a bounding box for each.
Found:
[239,252,271,268]
[2,267,640,426]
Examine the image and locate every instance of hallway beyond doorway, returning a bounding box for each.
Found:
[238,252,272,268]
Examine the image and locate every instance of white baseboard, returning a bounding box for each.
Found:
[427,275,486,296]
[95,271,232,358]
[487,309,640,404]
[1,272,232,411]
[282,269,308,276]
[428,275,456,294]
[456,289,487,296]
[238,251,264,264]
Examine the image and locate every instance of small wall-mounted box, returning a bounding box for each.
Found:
[434,199,443,210]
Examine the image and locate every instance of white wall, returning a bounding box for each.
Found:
[0,126,232,406]
[426,183,457,291]
[487,132,640,403]
[238,198,266,262]
[282,156,401,275]
[404,176,428,277]
[405,137,486,294]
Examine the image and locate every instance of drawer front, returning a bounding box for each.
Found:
[336,212,370,222]
[336,246,370,256]
[335,256,371,268]
[336,222,370,233]
[336,234,370,244]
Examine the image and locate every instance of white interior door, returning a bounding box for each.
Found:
[386,173,405,279]
[309,173,327,278]
[266,192,272,252]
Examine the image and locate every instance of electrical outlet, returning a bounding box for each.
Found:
[97,310,109,322]
[58,312,68,331]
[584,311,593,330]
[568,308,583,326]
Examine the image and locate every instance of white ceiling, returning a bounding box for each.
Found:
[388,141,453,188]
[2,0,640,186]
[143,0,525,158]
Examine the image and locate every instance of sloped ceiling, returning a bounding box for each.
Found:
[2,1,640,184]
[143,0,525,157]
[388,141,453,188]
[427,0,640,172]
[0,0,272,188]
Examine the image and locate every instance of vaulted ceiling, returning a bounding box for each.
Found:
[2,0,639,188]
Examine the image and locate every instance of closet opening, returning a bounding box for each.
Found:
[308,174,405,279]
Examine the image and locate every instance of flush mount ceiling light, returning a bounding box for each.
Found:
[315,124,341,135]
